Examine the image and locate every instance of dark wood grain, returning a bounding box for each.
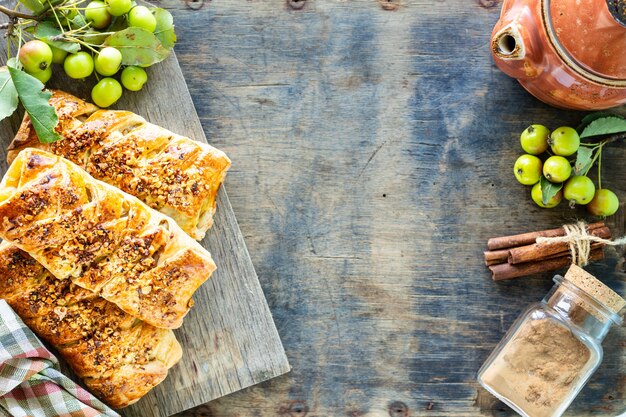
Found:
[160,0,626,416]
[3,0,626,415]
[0,8,290,416]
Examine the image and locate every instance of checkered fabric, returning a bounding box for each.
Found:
[0,300,119,417]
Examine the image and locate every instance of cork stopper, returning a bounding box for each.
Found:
[564,265,626,314]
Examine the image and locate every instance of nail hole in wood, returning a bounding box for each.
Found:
[185,0,205,11]
[378,0,399,11]
[478,0,500,7]
[388,401,408,417]
[279,401,309,417]
[382,193,387,197]
[287,0,306,10]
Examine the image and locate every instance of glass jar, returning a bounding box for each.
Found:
[478,265,625,417]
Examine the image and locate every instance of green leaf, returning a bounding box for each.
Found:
[80,29,109,46]
[540,176,563,206]
[104,27,170,67]
[580,116,626,139]
[574,146,594,175]
[577,112,623,133]
[108,15,129,33]
[153,8,176,50]
[70,14,88,29]
[7,57,22,71]
[7,67,62,144]
[34,21,80,53]
[19,0,46,14]
[0,68,19,122]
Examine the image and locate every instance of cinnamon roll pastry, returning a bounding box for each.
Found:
[0,241,182,408]
[8,90,231,240]
[0,148,216,329]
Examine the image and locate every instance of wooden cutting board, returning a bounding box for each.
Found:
[0,37,290,417]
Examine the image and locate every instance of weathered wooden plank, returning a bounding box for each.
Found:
[2,0,626,415]
[153,0,625,416]
[0,9,290,415]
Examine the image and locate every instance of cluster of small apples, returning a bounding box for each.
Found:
[513,124,619,216]
[17,0,163,107]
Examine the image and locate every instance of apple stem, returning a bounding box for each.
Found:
[0,5,38,20]
[597,146,603,190]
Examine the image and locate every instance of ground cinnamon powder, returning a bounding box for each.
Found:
[480,317,592,417]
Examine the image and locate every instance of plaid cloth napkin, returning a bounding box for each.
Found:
[0,300,120,417]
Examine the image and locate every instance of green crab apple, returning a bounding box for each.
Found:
[587,189,619,217]
[549,126,580,156]
[514,154,542,185]
[63,52,94,79]
[85,1,112,29]
[18,40,53,73]
[92,77,123,107]
[543,156,571,183]
[29,66,52,84]
[520,124,550,155]
[95,47,122,76]
[531,182,562,208]
[563,175,595,206]
[128,6,156,32]
[49,44,68,65]
[106,0,132,16]
[121,66,148,91]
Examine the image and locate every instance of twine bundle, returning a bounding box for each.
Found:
[536,221,626,266]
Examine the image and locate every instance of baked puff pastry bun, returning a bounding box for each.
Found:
[0,148,216,329]
[0,241,182,408]
[8,90,231,240]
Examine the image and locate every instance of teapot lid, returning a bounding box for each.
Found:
[548,0,626,81]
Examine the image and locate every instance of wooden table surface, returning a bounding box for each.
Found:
[158,0,626,415]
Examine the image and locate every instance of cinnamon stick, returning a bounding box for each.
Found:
[508,226,611,265]
[483,244,601,267]
[489,248,604,281]
[484,249,510,266]
[487,222,605,251]
[531,242,605,263]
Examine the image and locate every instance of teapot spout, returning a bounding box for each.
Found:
[492,24,525,61]
[491,9,542,81]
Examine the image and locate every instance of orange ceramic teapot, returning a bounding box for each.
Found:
[491,0,626,110]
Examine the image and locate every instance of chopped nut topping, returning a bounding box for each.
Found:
[53,306,67,320]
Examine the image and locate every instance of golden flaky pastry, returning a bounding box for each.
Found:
[0,148,216,329]
[0,241,182,408]
[8,90,231,240]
